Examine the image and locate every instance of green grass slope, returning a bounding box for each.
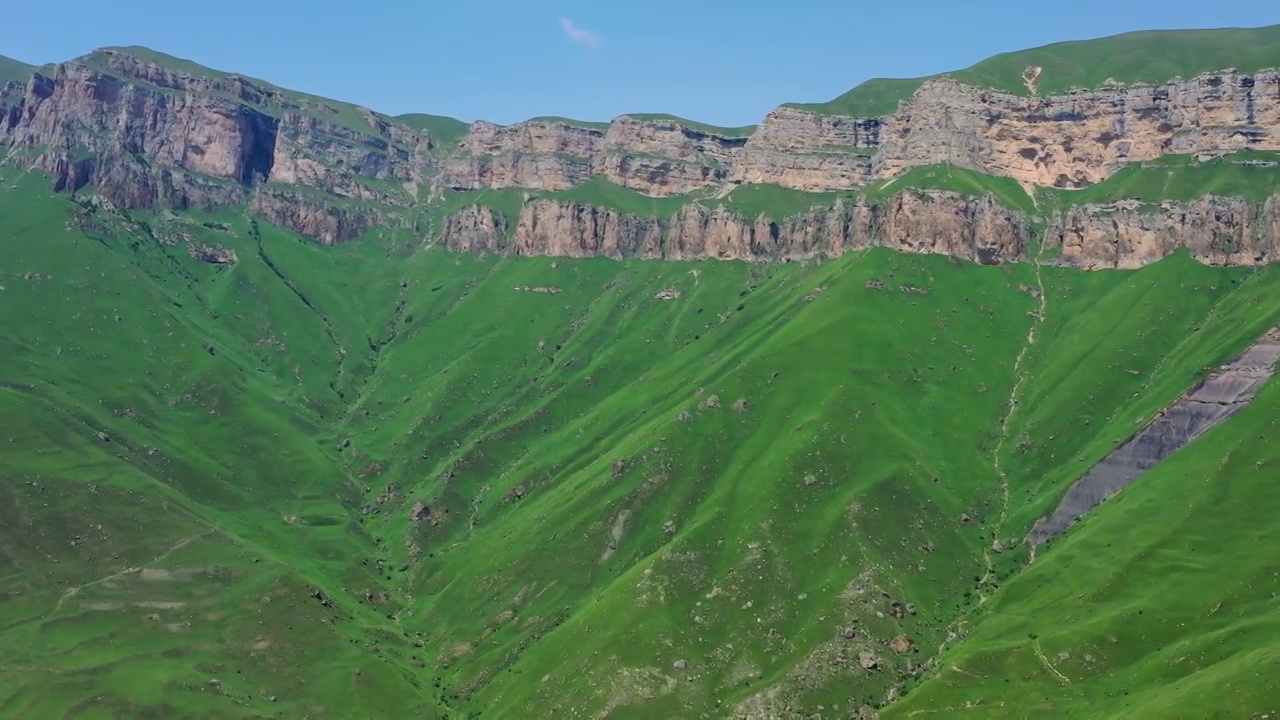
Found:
[887,352,1280,718]
[2,159,1280,719]
[395,113,472,149]
[0,54,33,86]
[791,24,1280,117]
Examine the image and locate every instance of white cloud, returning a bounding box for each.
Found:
[559,17,601,49]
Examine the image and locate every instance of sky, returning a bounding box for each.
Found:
[1,1,1277,126]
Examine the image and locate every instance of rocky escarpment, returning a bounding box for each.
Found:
[442,115,745,195]
[2,46,1279,263]
[0,49,430,240]
[442,191,1280,268]
[443,190,1029,264]
[730,107,880,191]
[437,68,1279,196]
[876,72,1280,189]
[1044,195,1280,268]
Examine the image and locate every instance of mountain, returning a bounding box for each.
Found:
[1,27,1278,261]
[0,25,1279,720]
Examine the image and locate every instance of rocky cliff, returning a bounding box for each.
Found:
[443,191,1280,269]
[444,190,1029,264]
[875,72,1280,189]
[1,46,1279,264]
[0,49,430,240]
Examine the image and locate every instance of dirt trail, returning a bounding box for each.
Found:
[49,532,209,616]
[1034,640,1071,684]
[978,252,1047,599]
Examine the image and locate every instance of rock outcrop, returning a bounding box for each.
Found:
[435,69,1280,196]
[876,72,1280,189]
[442,191,1280,268]
[442,190,1028,264]
[0,49,426,241]
[1044,195,1280,268]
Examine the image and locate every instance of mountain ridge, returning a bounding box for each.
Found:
[7,23,1279,129]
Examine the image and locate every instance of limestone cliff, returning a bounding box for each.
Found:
[442,191,1280,269]
[0,49,427,240]
[876,72,1280,189]
[442,190,1028,264]
[1044,195,1280,268]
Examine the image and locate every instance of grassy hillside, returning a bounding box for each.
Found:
[619,113,757,137]
[889,348,1280,718]
[2,158,1280,718]
[395,113,472,149]
[791,24,1280,117]
[0,54,33,86]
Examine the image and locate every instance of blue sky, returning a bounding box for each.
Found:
[1,1,1276,126]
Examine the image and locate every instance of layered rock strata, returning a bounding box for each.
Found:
[441,191,1280,268]
[1,47,1279,260]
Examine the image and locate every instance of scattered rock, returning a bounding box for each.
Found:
[858,651,879,670]
[611,459,627,478]
[654,288,681,300]
[411,502,432,521]
[187,242,238,265]
[731,398,749,413]
[672,659,687,670]
[890,635,914,653]
[698,395,721,410]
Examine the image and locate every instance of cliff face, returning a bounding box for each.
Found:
[443,190,1028,264]
[0,49,427,240]
[2,47,1279,267]
[436,69,1280,196]
[876,72,1280,189]
[729,107,879,190]
[1044,195,1280,268]
[443,191,1280,269]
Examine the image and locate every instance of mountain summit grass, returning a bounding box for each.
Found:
[790,23,1280,117]
[2,159,1279,718]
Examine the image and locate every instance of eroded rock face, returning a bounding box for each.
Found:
[877,72,1280,188]
[442,190,1280,267]
[731,107,879,190]
[0,49,421,238]
[1044,195,1280,268]
[249,187,383,245]
[2,47,1279,263]
[442,189,1028,264]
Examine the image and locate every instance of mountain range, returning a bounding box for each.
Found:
[0,23,1278,720]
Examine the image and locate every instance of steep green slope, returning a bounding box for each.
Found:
[791,24,1280,117]
[888,362,1280,718]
